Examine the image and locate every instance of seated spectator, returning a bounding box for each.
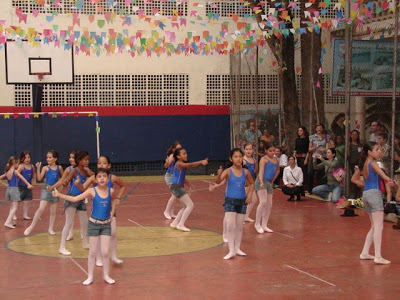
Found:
[394,134,400,151]
[282,156,304,201]
[260,129,275,143]
[311,148,342,203]
[274,146,288,187]
[258,140,266,161]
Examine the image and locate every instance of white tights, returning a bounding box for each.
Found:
[60,206,88,253]
[5,202,19,227]
[244,191,258,221]
[361,212,385,260]
[96,218,122,265]
[170,194,194,231]
[24,201,57,235]
[255,189,273,233]
[164,194,178,219]
[83,235,115,285]
[223,212,246,260]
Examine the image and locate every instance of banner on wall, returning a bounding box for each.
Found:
[332,39,400,97]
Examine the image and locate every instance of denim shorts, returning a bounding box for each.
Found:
[87,220,111,236]
[255,178,274,193]
[19,186,33,201]
[165,173,173,185]
[170,184,187,198]
[362,189,384,214]
[64,198,87,211]
[224,197,247,214]
[6,187,21,202]
[40,186,59,203]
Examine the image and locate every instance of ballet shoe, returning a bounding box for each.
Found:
[96,260,103,267]
[13,215,17,220]
[24,227,32,236]
[223,235,228,243]
[59,248,71,256]
[4,223,16,229]
[236,249,247,256]
[66,235,73,241]
[163,211,172,220]
[170,223,177,228]
[23,216,31,220]
[176,225,190,232]
[48,229,56,236]
[223,252,236,260]
[104,277,116,285]
[244,217,254,223]
[374,258,391,265]
[262,226,273,233]
[254,225,264,234]
[359,253,374,260]
[112,257,123,264]
[82,278,93,286]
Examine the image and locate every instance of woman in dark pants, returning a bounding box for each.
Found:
[294,126,309,194]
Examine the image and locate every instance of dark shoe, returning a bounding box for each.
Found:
[287,197,294,202]
[296,195,301,201]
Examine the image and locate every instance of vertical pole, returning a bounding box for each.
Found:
[95,112,101,159]
[32,84,44,162]
[344,1,353,197]
[237,54,242,148]
[229,53,234,148]
[255,46,259,161]
[391,0,399,178]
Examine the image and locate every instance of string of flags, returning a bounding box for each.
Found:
[0,0,397,58]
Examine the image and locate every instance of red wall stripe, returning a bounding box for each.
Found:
[0,105,230,116]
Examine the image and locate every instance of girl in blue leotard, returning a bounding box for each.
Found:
[24,150,63,236]
[4,156,33,229]
[54,168,116,286]
[169,148,208,232]
[360,142,396,265]
[163,141,182,219]
[216,148,254,260]
[243,143,258,223]
[254,142,280,234]
[82,156,126,265]
[17,151,36,220]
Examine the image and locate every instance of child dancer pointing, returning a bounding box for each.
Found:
[53,168,116,285]
[216,148,254,260]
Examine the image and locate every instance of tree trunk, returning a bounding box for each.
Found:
[300,0,325,132]
[250,0,300,153]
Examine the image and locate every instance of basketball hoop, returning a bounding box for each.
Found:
[32,72,50,81]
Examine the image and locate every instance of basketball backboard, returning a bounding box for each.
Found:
[5,40,74,84]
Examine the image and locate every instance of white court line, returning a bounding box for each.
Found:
[70,257,88,275]
[127,219,156,233]
[284,264,336,287]
[273,231,295,239]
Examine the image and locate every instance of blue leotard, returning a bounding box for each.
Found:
[166,160,176,174]
[69,168,87,196]
[91,187,112,220]
[364,162,380,191]
[244,158,255,178]
[263,158,278,181]
[8,171,19,187]
[19,165,33,187]
[172,163,186,185]
[45,166,60,186]
[225,168,246,199]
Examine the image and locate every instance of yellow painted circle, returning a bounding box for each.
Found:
[6,226,223,258]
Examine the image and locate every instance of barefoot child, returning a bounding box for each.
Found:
[53,168,116,285]
[215,148,254,260]
[169,148,208,232]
